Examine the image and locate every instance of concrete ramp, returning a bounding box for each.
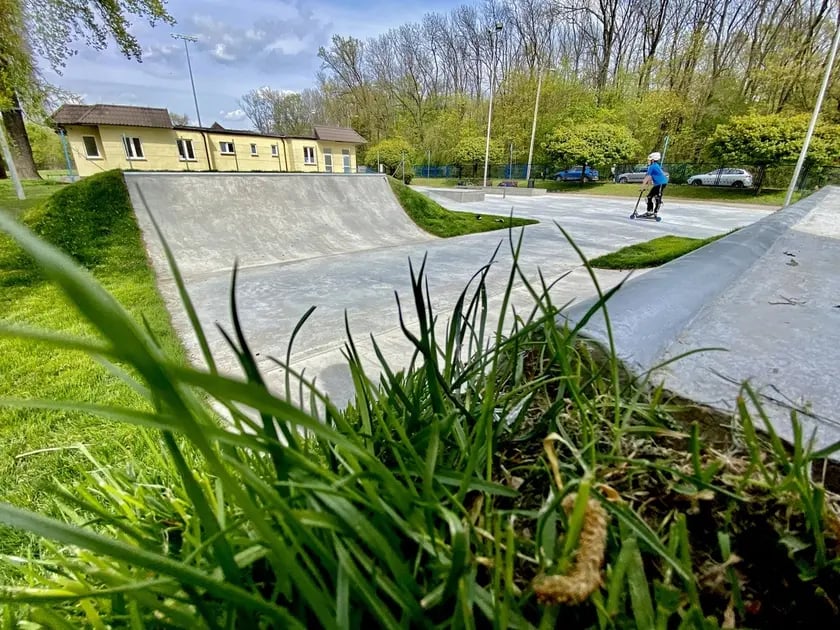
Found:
[125,173,434,277]
[563,186,840,451]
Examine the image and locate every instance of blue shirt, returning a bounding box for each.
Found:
[647,162,668,186]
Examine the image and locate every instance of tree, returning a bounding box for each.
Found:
[169,113,191,126]
[364,138,415,175]
[707,113,840,190]
[0,0,173,179]
[26,122,64,169]
[239,87,278,134]
[544,123,640,176]
[447,136,504,178]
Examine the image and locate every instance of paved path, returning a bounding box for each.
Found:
[126,173,770,408]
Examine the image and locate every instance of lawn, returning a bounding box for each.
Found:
[0,171,182,578]
[590,233,731,269]
[410,177,803,206]
[388,177,537,237]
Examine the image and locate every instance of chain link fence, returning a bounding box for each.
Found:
[411,161,840,191]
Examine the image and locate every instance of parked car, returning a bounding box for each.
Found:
[687,168,753,188]
[498,180,518,187]
[553,166,599,182]
[615,165,670,183]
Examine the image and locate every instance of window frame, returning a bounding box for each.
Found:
[219,141,236,155]
[323,148,333,173]
[177,138,196,161]
[82,135,100,158]
[271,144,279,157]
[303,146,316,165]
[250,143,258,156]
[123,136,144,160]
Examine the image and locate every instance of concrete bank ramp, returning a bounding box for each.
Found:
[125,173,434,277]
[563,186,840,450]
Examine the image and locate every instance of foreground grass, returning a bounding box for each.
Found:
[389,178,538,236]
[591,233,730,269]
[411,177,799,206]
[0,170,182,577]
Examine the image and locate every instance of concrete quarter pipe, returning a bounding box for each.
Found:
[126,173,435,278]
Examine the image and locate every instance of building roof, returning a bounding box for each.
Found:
[53,103,173,129]
[52,103,366,143]
[314,125,367,144]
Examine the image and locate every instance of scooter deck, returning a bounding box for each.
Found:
[630,213,662,222]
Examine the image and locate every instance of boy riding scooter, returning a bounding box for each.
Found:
[639,151,668,218]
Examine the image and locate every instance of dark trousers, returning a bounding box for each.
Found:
[647,184,666,212]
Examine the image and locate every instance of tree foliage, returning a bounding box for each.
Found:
[25,122,64,169]
[544,123,640,168]
[240,87,325,135]
[448,136,504,168]
[364,138,415,174]
[707,114,840,167]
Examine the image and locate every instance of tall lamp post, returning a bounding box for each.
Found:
[171,33,203,127]
[482,22,503,188]
[525,63,544,183]
[783,15,840,207]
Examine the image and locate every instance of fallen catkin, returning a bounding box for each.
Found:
[533,492,610,605]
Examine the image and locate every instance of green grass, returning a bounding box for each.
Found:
[590,233,730,269]
[388,177,537,236]
[410,177,801,206]
[0,170,182,576]
[0,179,68,217]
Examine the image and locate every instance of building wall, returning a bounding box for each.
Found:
[64,125,106,177]
[203,133,289,172]
[62,125,357,175]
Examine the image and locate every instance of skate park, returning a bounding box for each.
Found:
[123,171,840,449]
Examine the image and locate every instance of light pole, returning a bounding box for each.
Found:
[482,22,503,188]
[525,64,544,182]
[783,15,840,207]
[171,33,202,127]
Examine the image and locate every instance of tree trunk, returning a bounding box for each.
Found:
[0,155,6,179]
[2,93,41,180]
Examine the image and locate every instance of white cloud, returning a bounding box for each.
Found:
[221,108,246,121]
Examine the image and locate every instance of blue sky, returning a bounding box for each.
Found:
[42,0,460,128]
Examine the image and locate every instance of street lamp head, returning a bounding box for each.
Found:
[495,22,503,31]
[171,33,199,42]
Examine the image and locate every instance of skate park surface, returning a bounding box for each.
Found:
[126,172,837,449]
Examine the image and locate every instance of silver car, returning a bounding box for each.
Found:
[687,168,753,188]
[615,165,669,183]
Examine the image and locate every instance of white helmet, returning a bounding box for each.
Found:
[648,152,661,161]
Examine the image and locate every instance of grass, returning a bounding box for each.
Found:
[590,233,731,269]
[0,179,68,217]
[0,170,183,579]
[410,177,802,206]
[389,177,537,236]
[0,172,838,627]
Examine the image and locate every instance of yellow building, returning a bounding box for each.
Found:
[52,104,366,178]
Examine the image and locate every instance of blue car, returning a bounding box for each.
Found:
[553,166,600,182]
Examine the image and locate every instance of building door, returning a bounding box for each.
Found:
[342,149,351,173]
[324,149,333,173]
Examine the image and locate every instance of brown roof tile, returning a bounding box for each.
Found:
[313,125,367,144]
[52,103,173,129]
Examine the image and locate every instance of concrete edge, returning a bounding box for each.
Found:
[556,186,834,375]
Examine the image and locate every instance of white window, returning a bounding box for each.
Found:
[323,149,332,173]
[219,141,235,155]
[303,146,316,165]
[82,136,99,158]
[123,136,144,159]
[342,148,351,173]
[271,144,279,157]
[177,138,195,161]
[250,143,258,156]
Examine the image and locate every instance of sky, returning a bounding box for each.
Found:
[40,0,460,129]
